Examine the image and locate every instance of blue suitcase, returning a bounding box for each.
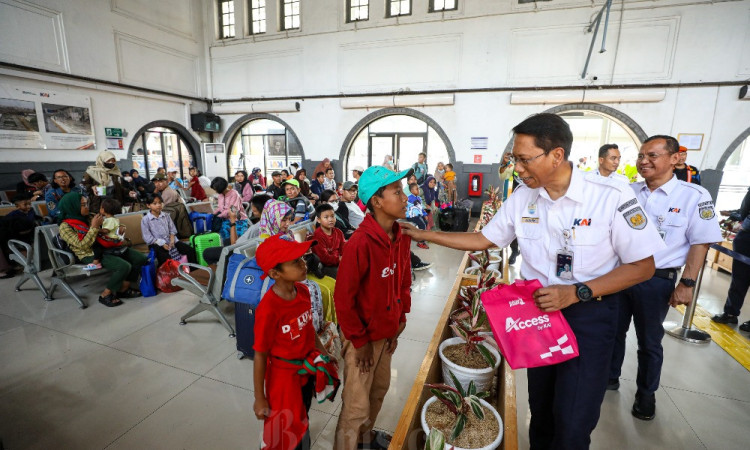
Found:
[235,302,256,360]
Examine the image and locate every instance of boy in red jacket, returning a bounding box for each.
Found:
[334,166,413,450]
[311,203,346,279]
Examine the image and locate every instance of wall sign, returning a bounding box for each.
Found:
[0,84,95,150]
[677,133,704,151]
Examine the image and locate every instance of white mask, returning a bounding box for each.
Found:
[329,201,339,211]
[124,176,133,182]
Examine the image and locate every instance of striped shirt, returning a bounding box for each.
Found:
[141,211,177,247]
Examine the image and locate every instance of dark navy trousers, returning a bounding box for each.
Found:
[527,293,620,450]
[610,276,675,397]
[723,229,750,316]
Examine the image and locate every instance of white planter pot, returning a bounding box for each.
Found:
[439,337,501,394]
[487,255,501,272]
[468,251,483,268]
[421,396,504,450]
[463,267,501,282]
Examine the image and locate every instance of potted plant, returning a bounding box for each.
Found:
[425,428,449,450]
[421,371,503,450]
[441,286,501,393]
[464,250,501,281]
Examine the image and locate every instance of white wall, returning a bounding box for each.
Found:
[209,0,750,170]
[0,0,209,163]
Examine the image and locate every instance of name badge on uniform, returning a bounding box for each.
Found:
[556,229,574,280]
[521,217,539,224]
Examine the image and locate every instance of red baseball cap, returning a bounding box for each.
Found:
[678,146,688,153]
[256,234,315,279]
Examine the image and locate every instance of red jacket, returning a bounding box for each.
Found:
[312,226,346,267]
[334,214,412,348]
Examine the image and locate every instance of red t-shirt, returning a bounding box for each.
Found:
[254,282,315,360]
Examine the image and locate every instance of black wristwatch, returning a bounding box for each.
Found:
[679,277,696,288]
[574,283,594,302]
[229,222,236,228]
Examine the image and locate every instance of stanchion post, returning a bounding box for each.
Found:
[664,259,711,344]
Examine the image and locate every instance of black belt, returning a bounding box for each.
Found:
[653,268,679,281]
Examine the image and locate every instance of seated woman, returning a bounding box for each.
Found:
[82,151,137,213]
[210,177,249,242]
[46,170,86,219]
[259,198,294,239]
[249,167,267,190]
[57,192,148,307]
[294,169,317,202]
[234,170,254,202]
[201,194,271,266]
[129,169,152,200]
[140,194,196,268]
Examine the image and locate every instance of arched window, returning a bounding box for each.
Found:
[558,111,641,176]
[716,133,750,212]
[343,111,454,181]
[130,126,196,180]
[226,118,303,177]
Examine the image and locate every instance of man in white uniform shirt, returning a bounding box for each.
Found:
[595,143,629,183]
[403,114,665,449]
[608,135,721,420]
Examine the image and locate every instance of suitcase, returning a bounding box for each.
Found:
[452,207,470,232]
[189,211,214,234]
[307,274,337,324]
[189,232,221,266]
[235,302,256,360]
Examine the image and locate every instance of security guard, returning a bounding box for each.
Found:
[608,135,722,420]
[674,145,701,184]
[402,113,665,449]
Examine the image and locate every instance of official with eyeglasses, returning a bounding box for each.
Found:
[608,135,721,420]
[402,113,665,449]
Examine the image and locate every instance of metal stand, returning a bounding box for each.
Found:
[664,261,711,344]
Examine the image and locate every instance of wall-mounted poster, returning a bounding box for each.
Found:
[0,84,95,150]
[266,134,286,156]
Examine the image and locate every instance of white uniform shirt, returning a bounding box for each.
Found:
[482,166,665,286]
[631,176,722,269]
[594,168,630,184]
[346,201,365,228]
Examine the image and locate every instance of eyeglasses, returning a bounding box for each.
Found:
[636,152,671,161]
[54,175,69,179]
[509,152,546,166]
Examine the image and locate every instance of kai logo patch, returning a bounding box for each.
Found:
[698,201,715,220]
[572,218,592,226]
[668,207,681,213]
[623,206,648,230]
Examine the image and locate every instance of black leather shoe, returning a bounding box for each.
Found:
[740,321,750,332]
[711,313,738,324]
[607,378,620,391]
[632,393,655,421]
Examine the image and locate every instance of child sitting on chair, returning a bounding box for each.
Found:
[311,203,346,279]
[406,183,430,250]
[86,198,125,270]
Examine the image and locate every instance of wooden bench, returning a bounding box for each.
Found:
[0,205,16,216]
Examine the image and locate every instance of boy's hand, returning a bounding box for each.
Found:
[228,208,237,223]
[354,342,374,374]
[386,322,407,354]
[253,397,270,420]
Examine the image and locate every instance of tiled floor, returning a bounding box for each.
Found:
[0,243,748,449]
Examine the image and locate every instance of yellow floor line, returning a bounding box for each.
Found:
[674,305,750,372]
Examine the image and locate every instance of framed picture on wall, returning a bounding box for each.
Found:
[266,135,286,156]
[677,133,704,151]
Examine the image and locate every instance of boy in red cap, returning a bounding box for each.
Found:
[334,166,413,450]
[253,234,338,450]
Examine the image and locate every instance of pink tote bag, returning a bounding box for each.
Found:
[480,279,579,370]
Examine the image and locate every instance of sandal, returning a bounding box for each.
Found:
[98,294,123,307]
[117,288,142,299]
[357,431,392,450]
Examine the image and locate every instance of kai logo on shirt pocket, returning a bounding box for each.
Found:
[572,218,592,226]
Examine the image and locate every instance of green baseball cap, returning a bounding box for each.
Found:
[281,179,300,188]
[358,165,414,204]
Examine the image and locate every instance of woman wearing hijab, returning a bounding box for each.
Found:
[383,155,395,171]
[234,170,254,202]
[294,169,316,201]
[249,167,267,189]
[82,151,134,214]
[16,169,38,195]
[422,176,439,230]
[313,158,332,178]
[258,199,294,238]
[57,192,148,307]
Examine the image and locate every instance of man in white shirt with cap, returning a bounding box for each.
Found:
[403,113,665,449]
[608,135,722,420]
